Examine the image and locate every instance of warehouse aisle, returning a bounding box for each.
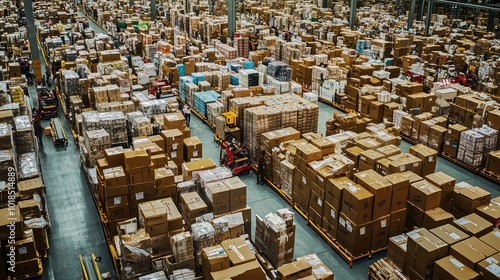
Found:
[33,33,116,279]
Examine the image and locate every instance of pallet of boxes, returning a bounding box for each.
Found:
[0,116,51,278]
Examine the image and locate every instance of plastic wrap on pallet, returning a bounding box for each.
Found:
[18,152,40,181]
[266,61,292,82]
[131,92,150,103]
[193,90,221,117]
[177,180,197,194]
[0,149,14,182]
[177,64,186,77]
[139,99,168,116]
[197,167,233,189]
[62,70,80,96]
[0,123,12,150]
[457,130,484,167]
[212,217,230,243]
[190,73,205,85]
[206,101,224,125]
[14,116,34,154]
[179,76,194,102]
[475,125,498,159]
[191,222,215,251]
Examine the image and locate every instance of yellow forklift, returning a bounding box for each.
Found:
[79,254,102,280]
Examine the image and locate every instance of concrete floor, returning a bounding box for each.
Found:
[33,12,500,280]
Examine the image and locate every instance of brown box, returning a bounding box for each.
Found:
[385,173,410,212]
[425,172,456,206]
[138,201,168,237]
[183,136,203,161]
[423,207,454,229]
[390,208,407,237]
[180,192,208,226]
[433,256,479,280]
[325,177,352,211]
[453,186,491,217]
[450,237,498,270]
[341,183,374,224]
[479,229,500,251]
[296,144,322,162]
[337,212,373,256]
[405,228,449,279]
[371,214,390,250]
[477,251,500,280]
[163,112,185,130]
[430,224,469,247]
[406,200,425,229]
[453,213,493,237]
[277,260,312,279]
[358,150,385,171]
[475,201,500,225]
[408,180,442,211]
[221,237,256,266]
[210,260,265,280]
[354,170,392,219]
[345,146,364,167]
[409,144,438,176]
[201,245,230,280]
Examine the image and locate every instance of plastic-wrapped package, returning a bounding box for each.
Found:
[18,152,40,180]
[171,231,194,262]
[14,116,34,154]
[212,217,230,243]
[0,149,14,182]
[177,181,196,194]
[190,222,215,251]
[62,70,80,96]
[139,99,168,116]
[197,167,233,189]
[262,213,287,232]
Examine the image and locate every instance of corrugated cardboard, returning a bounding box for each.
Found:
[433,256,479,280]
[354,170,392,219]
[450,237,498,270]
[210,260,266,280]
[453,213,493,237]
[385,173,410,212]
[479,229,500,251]
[277,260,312,279]
[476,251,500,280]
[430,224,469,247]
[423,207,454,229]
[408,180,441,211]
[341,183,374,224]
[220,237,256,266]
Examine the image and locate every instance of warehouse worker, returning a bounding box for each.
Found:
[34,121,43,147]
[183,105,191,127]
[257,150,265,185]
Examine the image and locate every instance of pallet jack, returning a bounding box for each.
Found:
[79,254,102,280]
[37,86,58,119]
[219,136,252,176]
[50,117,68,146]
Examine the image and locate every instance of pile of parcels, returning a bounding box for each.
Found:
[0,119,50,278]
[375,203,500,280]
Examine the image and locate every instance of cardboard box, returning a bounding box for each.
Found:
[433,256,479,280]
[277,260,312,279]
[389,208,407,237]
[453,213,493,237]
[385,174,410,212]
[405,228,449,279]
[336,212,373,256]
[180,192,208,226]
[430,224,469,247]
[210,260,266,280]
[183,136,203,161]
[425,172,456,205]
[124,149,151,169]
[479,229,500,251]
[296,144,322,162]
[341,183,374,224]
[408,180,441,211]
[475,201,500,225]
[453,186,491,216]
[477,251,500,280]
[406,200,425,229]
[221,237,256,266]
[163,112,185,130]
[354,170,392,219]
[371,214,390,250]
[138,202,168,237]
[163,255,196,276]
[423,207,454,229]
[358,150,385,171]
[201,245,230,280]
[450,237,498,270]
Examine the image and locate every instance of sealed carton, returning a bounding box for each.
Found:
[423,207,454,229]
[430,224,469,247]
[408,180,441,211]
[341,183,374,224]
[476,251,500,280]
[450,237,498,269]
[453,213,493,237]
[337,212,373,256]
[433,256,479,280]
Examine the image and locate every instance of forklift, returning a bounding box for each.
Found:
[219,135,252,176]
[37,86,58,119]
[50,117,68,146]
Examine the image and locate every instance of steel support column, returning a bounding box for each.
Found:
[417,0,424,20]
[228,0,236,38]
[400,0,406,15]
[129,0,133,6]
[425,0,433,36]
[487,11,495,32]
[24,0,38,60]
[185,0,189,13]
[322,0,328,8]
[408,0,416,29]
[151,0,156,21]
[349,0,357,29]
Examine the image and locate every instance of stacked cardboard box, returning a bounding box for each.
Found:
[409,144,438,176]
[180,192,208,227]
[161,129,184,169]
[457,130,485,168]
[443,124,467,158]
[404,228,448,279]
[124,150,155,217]
[183,136,202,162]
[255,210,295,267]
[452,186,490,218]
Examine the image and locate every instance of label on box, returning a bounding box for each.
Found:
[114,197,121,205]
[413,163,419,167]
[317,198,323,207]
[448,129,452,134]
[486,264,500,277]
[449,232,460,240]
[339,217,345,227]
[392,235,406,243]
[455,218,470,225]
[400,166,405,171]
[346,221,353,232]
[172,143,178,150]
[317,175,323,183]
[193,151,198,157]
[330,209,336,218]
[136,192,144,200]
[428,157,434,163]
[486,257,498,265]
[360,156,366,162]
[407,232,420,240]
[401,243,407,250]
[494,231,500,238]
[381,219,387,228]
[450,258,464,269]
[18,247,27,255]
[348,184,358,193]
[302,176,306,184]
[360,227,365,235]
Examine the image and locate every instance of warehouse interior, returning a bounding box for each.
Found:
[1,0,500,279]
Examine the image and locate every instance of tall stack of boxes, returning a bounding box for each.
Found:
[255,210,296,267]
[161,129,184,170]
[125,150,155,218]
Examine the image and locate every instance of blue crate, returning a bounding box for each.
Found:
[243,61,255,69]
[230,74,239,85]
[191,73,205,85]
[177,64,186,77]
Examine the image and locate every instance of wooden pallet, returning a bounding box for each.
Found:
[8,259,43,280]
[440,152,480,174]
[480,169,500,185]
[399,133,418,145]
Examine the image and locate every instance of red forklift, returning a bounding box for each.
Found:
[37,86,58,119]
[219,136,252,176]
